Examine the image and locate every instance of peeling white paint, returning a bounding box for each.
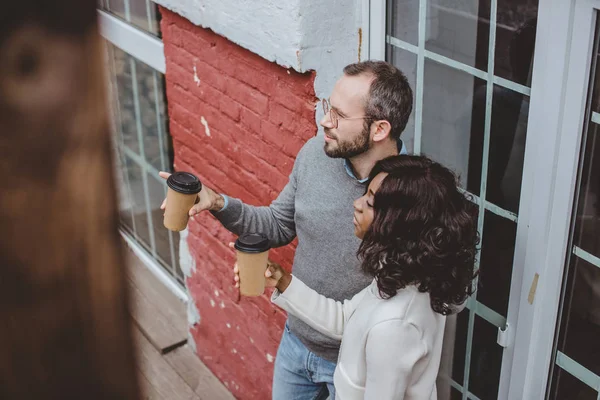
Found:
[178,229,196,277]
[200,116,211,137]
[193,64,201,86]
[188,299,201,325]
[266,353,274,363]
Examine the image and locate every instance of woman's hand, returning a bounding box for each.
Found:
[230,242,291,292]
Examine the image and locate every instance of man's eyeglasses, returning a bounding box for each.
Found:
[322,99,367,129]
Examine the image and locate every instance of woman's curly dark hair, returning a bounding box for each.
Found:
[357,155,479,315]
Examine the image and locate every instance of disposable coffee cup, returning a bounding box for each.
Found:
[163,172,202,232]
[235,233,271,296]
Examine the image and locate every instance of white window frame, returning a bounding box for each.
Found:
[98,10,166,74]
[370,0,597,397]
[98,7,187,302]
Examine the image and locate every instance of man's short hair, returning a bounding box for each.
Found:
[343,61,413,140]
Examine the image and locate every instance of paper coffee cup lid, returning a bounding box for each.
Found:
[234,233,270,253]
[167,172,202,194]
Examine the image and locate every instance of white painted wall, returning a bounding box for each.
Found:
[154,0,364,102]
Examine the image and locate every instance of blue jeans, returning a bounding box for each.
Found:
[272,323,337,400]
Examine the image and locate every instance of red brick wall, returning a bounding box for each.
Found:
[160,8,317,399]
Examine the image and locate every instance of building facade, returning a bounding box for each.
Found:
[99,0,600,398]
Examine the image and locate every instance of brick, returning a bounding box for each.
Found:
[169,103,193,133]
[219,95,242,122]
[231,57,279,92]
[271,83,317,122]
[261,120,309,158]
[224,77,269,116]
[236,150,290,191]
[239,107,262,135]
[269,102,315,136]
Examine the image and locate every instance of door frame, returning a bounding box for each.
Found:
[368,0,596,397]
[511,0,600,397]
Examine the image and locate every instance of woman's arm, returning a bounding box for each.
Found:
[364,320,428,400]
[271,276,370,340]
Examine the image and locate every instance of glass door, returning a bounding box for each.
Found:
[379,0,538,398]
[547,10,600,400]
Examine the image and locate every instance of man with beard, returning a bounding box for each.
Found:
[160,60,413,400]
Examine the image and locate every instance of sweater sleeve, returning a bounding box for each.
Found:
[210,143,307,248]
[364,320,428,400]
[271,276,370,340]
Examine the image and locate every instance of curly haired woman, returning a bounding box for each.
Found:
[234,155,479,400]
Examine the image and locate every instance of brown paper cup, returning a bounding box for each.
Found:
[163,188,197,231]
[237,250,269,296]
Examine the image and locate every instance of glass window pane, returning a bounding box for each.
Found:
[387,0,419,46]
[148,174,171,269]
[549,364,599,400]
[425,0,489,71]
[494,0,538,86]
[129,0,160,36]
[112,47,140,156]
[468,316,502,399]
[103,0,127,22]
[386,45,418,153]
[555,257,600,376]
[135,61,172,172]
[171,231,183,284]
[443,310,469,385]
[125,157,152,251]
[477,211,516,316]
[116,151,136,234]
[175,251,185,283]
[451,387,463,400]
[485,89,530,213]
[421,58,486,195]
[101,0,162,37]
[573,122,600,257]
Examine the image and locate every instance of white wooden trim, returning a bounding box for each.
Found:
[98,10,166,73]
[121,231,189,303]
[508,0,598,398]
[369,0,386,60]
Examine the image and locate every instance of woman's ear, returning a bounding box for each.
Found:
[371,120,392,143]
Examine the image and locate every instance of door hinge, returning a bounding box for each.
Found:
[497,322,511,348]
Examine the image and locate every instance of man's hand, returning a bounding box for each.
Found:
[159,171,225,216]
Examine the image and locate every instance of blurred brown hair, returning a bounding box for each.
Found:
[0,1,140,398]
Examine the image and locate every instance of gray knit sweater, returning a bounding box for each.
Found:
[214,136,393,361]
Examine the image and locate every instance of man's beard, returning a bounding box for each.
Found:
[324,126,371,159]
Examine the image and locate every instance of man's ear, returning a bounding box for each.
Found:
[371,120,392,143]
